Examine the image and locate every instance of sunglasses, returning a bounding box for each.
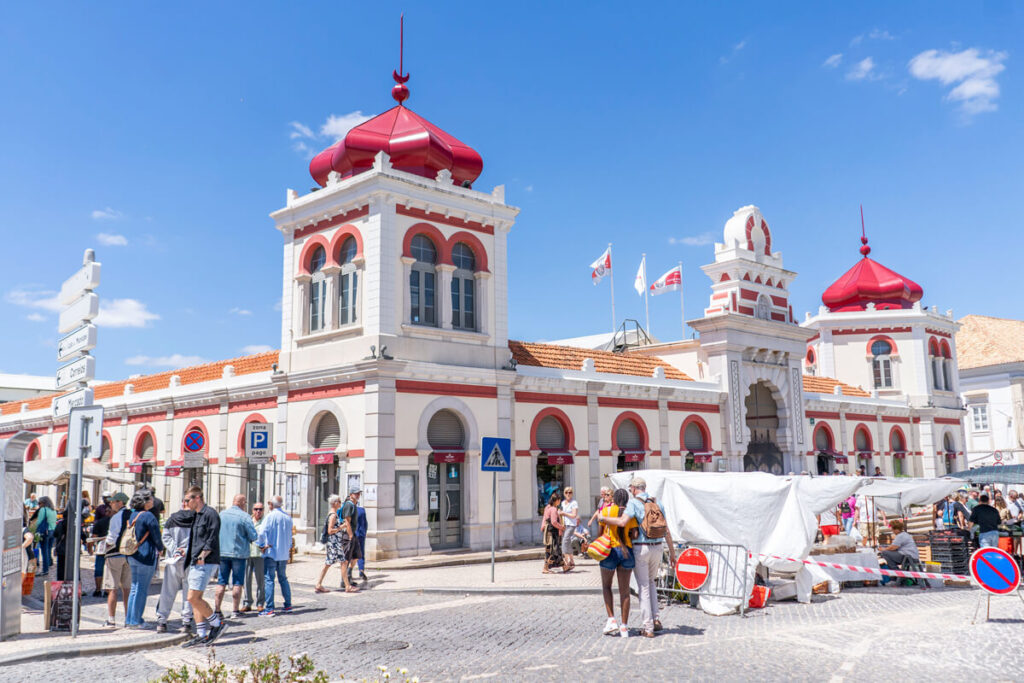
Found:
[253,507,264,511]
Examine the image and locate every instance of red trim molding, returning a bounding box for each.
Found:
[396,380,497,398]
[293,205,369,240]
[514,391,587,406]
[297,234,331,275]
[128,411,164,425]
[229,397,277,413]
[667,401,720,414]
[288,380,365,402]
[598,397,658,410]
[832,327,911,336]
[881,415,910,424]
[176,404,220,419]
[329,224,365,262]
[396,205,494,236]
[845,413,877,422]
[133,426,158,463]
[934,417,962,425]
[680,415,711,452]
[812,422,835,450]
[529,407,577,451]
[611,411,649,451]
[401,223,452,265]
[395,448,419,457]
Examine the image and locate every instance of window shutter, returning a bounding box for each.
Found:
[427,410,464,450]
[536,416,566,451]
[314,413,341,450]
[684,423,706,451]
[814,428,830,451]
[616,419,642,451]
[890,431,904,452]
[139,433,154,461]
[101,437,111,464]
[855,429,869,452]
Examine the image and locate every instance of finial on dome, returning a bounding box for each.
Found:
[859,204,871,257]
[392,13,410,104]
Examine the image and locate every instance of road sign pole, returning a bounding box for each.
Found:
[69,415,90,638]
[491,471,496,583]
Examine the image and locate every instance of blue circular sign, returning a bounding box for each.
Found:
[970,547,1021,595]
[184,430,206,453]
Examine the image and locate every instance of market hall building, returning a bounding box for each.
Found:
[0,71,966,560]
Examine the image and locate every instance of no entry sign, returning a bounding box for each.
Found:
[970,547,1021,595]
[675,547,710,591]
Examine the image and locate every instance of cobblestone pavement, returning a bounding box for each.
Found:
[18,579,1024,682]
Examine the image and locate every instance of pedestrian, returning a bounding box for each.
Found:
[94,491,112,520]
[872,466,883,477]
[258,495,294,617]
[560,487,580,571]
[878,519,919,581]
[969,494,1001,548]
[88,504,113,596]
[156,498,195,634]
[596,488,637,638]
[24,492,38,512]
[182,486,227,647]
[352,499,368,583]
[125,490,164,628]
[966,490,980,511]
[857,465,866,477]
[314,494,345,593]
[102,492,132,627]
[213,494,257,620]
[588,487,613,528]
[856,497,886,547]
[339,486,363,592]
[243,501,266,613]
[840,494,857,535]
[540,492,566,574]
[32,496,56,576]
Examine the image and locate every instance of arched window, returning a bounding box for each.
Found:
[683,422,706,452]
[615,417,644,472]
[871,339,893,389]
[410,235,437,326]
[313,413,341,452]
[754,295,771,321]
[58,437,67,458]
[451,242,476,331]
[25,440,40,462]
[814,426,833,452]
[427,410,465,450]
[854,427,871,453]
[889,429,905,453]
[308,245,327,333]
[535,416,566,452]
[940,341,952,391]
[100,435,111,464]
[337,236,358,326]
[136,432,155,461]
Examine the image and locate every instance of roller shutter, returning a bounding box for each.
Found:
[428,410,464,450]
[536,416,566,451]
[616,419,642,451]
[314,413,341,450]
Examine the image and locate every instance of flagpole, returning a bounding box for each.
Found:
[679,261,685,340]
[642,254,650,339]
[608,243,616,336]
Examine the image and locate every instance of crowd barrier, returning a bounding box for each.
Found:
[655,542,752,616]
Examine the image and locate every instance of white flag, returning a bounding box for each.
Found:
[590,247,612,284]
[634,256,646,296]
[650,265,682,296]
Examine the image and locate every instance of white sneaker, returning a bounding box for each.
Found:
[619,624,630,638]
[603,617,618,635]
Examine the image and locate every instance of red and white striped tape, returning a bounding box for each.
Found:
[754,553,970,582]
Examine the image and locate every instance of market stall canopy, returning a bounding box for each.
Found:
[856,477,964,515]
[23,458,135,486]
[948,464,1024,485]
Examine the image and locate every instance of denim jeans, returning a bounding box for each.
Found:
[357,537,366,573]
[263,559,291,610]
[126,557,157,625]
[94,553,106,581]
[979,530,1000,548]
[39,532,53,574]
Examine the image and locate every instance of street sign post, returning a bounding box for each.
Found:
[245,422,273,464]
[675,547,711,591]
[969,546,1024,623]
[53,388,94,418]
[481,437,511,583]
[57,324,97,363]
[65,404,103,637]
[56,355,96,390]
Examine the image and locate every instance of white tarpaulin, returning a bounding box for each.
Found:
[855,477,963,515]
[609,470,866,615]
[23,458,135,486]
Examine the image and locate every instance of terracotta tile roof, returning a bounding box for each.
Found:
[509,340,692,381]
[955,314,1024,370]
[0,351,279,416]
[802,374,870,397]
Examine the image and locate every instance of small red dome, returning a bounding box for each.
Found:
[822,240,923,312]
[309,83,483,188]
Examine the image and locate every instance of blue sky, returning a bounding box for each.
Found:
[1,2,1021,378]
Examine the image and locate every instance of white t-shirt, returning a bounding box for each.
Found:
[561,499,579,528]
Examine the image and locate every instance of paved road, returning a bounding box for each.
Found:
[17,582,1024,681]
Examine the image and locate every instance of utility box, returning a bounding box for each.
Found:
[0,431,36,641]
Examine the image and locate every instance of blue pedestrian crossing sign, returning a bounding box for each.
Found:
[481,437,512,472]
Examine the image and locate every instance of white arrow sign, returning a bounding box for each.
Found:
[56,355,95,390]
[59,261,101,306]
[57,323,98,363]
[53,387,94,418]
[59,293,100,334]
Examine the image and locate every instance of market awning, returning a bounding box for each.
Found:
[856,452,873,460]
[309,449,336,465]
[948,464,1024,485]
[23,458,136,486]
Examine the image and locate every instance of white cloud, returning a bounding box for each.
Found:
[26,312,46,322]
[96,233,128,246]
[669,232,714,246]
[869,29,895,41]
[908,48,1007,116]
[823,53,843,68]
[847,57,876,81]
[288,121,315,139]
[319,111,372,140]
[241,344,273,355]
[94,299,160,328]
[288,111,372,157]
[124,353,207,368]
[719,39,748,64]
[229,307,252,316]
[273,299,282,312]
[91,207,122,221]
[524,185,534,192]
[6,287,61,312]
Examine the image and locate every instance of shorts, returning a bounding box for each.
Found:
[187,563,216,592]
[102,555,132,592]
[599,545,636,571]
[218,557,246,586]
[342,533,363,563]
[821,525,841,537]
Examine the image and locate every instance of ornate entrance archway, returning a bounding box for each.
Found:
[743,381,784,474]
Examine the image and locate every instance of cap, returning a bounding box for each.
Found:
[349,484,362,495]
[111,492,129,504]
[101,491,112,499]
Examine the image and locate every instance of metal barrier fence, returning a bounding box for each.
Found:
[655,542,752,616]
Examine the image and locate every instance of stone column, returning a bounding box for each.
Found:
[399,257,414,326]
[473,271,490,335]
[363,377,397,560]
[321,265,341,330]
[437,264,455,329]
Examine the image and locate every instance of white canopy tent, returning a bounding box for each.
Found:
[855,477,963,516]
[23,458,136,486]
[609,470,867,615]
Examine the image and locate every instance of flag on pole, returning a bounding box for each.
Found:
[633,256,646,296]
[650,265,682,295]
[590,247,612,284]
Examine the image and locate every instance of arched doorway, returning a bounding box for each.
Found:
[814,425,834,475]
[427,409,465,549]
[535,415,568,515]
[941,432,956,475]
[743,382,783,474]
[890,428,907,477]
[682,420,710,472]
[134,430,156,489]
[310,412,342,537]
[614,417,645,472]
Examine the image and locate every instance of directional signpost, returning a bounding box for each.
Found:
[969,546,1023,622]
[481,437,511,583]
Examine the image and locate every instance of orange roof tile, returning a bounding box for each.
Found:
[955,314,1024,370]
[802,374,870,397]
[0,351,279,416]
[509,340,692,381]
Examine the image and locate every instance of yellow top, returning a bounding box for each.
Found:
[600,504,637,549]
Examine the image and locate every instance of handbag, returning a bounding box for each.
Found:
[587,532,613,561]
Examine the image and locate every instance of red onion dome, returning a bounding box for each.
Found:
[821,237,923,312]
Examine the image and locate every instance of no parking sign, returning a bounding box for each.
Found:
[970,547,1021,595]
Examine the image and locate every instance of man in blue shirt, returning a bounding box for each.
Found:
[214,494,258,619]
[257,495,294,616]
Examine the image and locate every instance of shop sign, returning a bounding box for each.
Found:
[310,450,334,465]
[128,463,143,473]
[165,466,181,477]
[623,451,645,463]
[430,451,464,464]
[182,453,206,468]
[545,452,574,465]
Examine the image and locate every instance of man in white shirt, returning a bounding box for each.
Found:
[559,487,579,570]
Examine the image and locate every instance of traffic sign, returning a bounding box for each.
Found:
[57,324,97,363]
[56,355,95,390]
[481,437,511,472]
[245,422,273,464]
[970,547,1021,595]
[675,547,710,591]
[67,405,104,460]
[53,388,94,418]
[58,261,101,306]
[994,451,1003,462]
[184,430,205,452]
[58,293,99,334]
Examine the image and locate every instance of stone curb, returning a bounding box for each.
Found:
[392,586,601,596]
[0,631,188,666]
[368,550,547,571]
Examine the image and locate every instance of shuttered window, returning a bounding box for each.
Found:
[101,436,111,464]
[854,428,870,452]
[427,410,464,450]
[313,413,341,450]
[890,431,905,452]
[814,428,831,452]
[683,423,706,451]
[536,416,566,451]
[138,432,155,461]
[616,419,642,451]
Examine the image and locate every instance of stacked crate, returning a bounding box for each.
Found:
[928,530,970,577]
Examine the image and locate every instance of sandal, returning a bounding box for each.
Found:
[314,586,329,594]
[344,586,360,593]
[542,569,553,574]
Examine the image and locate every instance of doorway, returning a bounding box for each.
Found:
[314,462,339,539]
[246,463,267,508]
[427,461,463,549]
[743,382,783,474]
[536,460,565,515]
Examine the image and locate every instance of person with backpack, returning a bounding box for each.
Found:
[124,490,164,627]
[102,492,132,627]
[600,477,676,639]
[32,496,57,575]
